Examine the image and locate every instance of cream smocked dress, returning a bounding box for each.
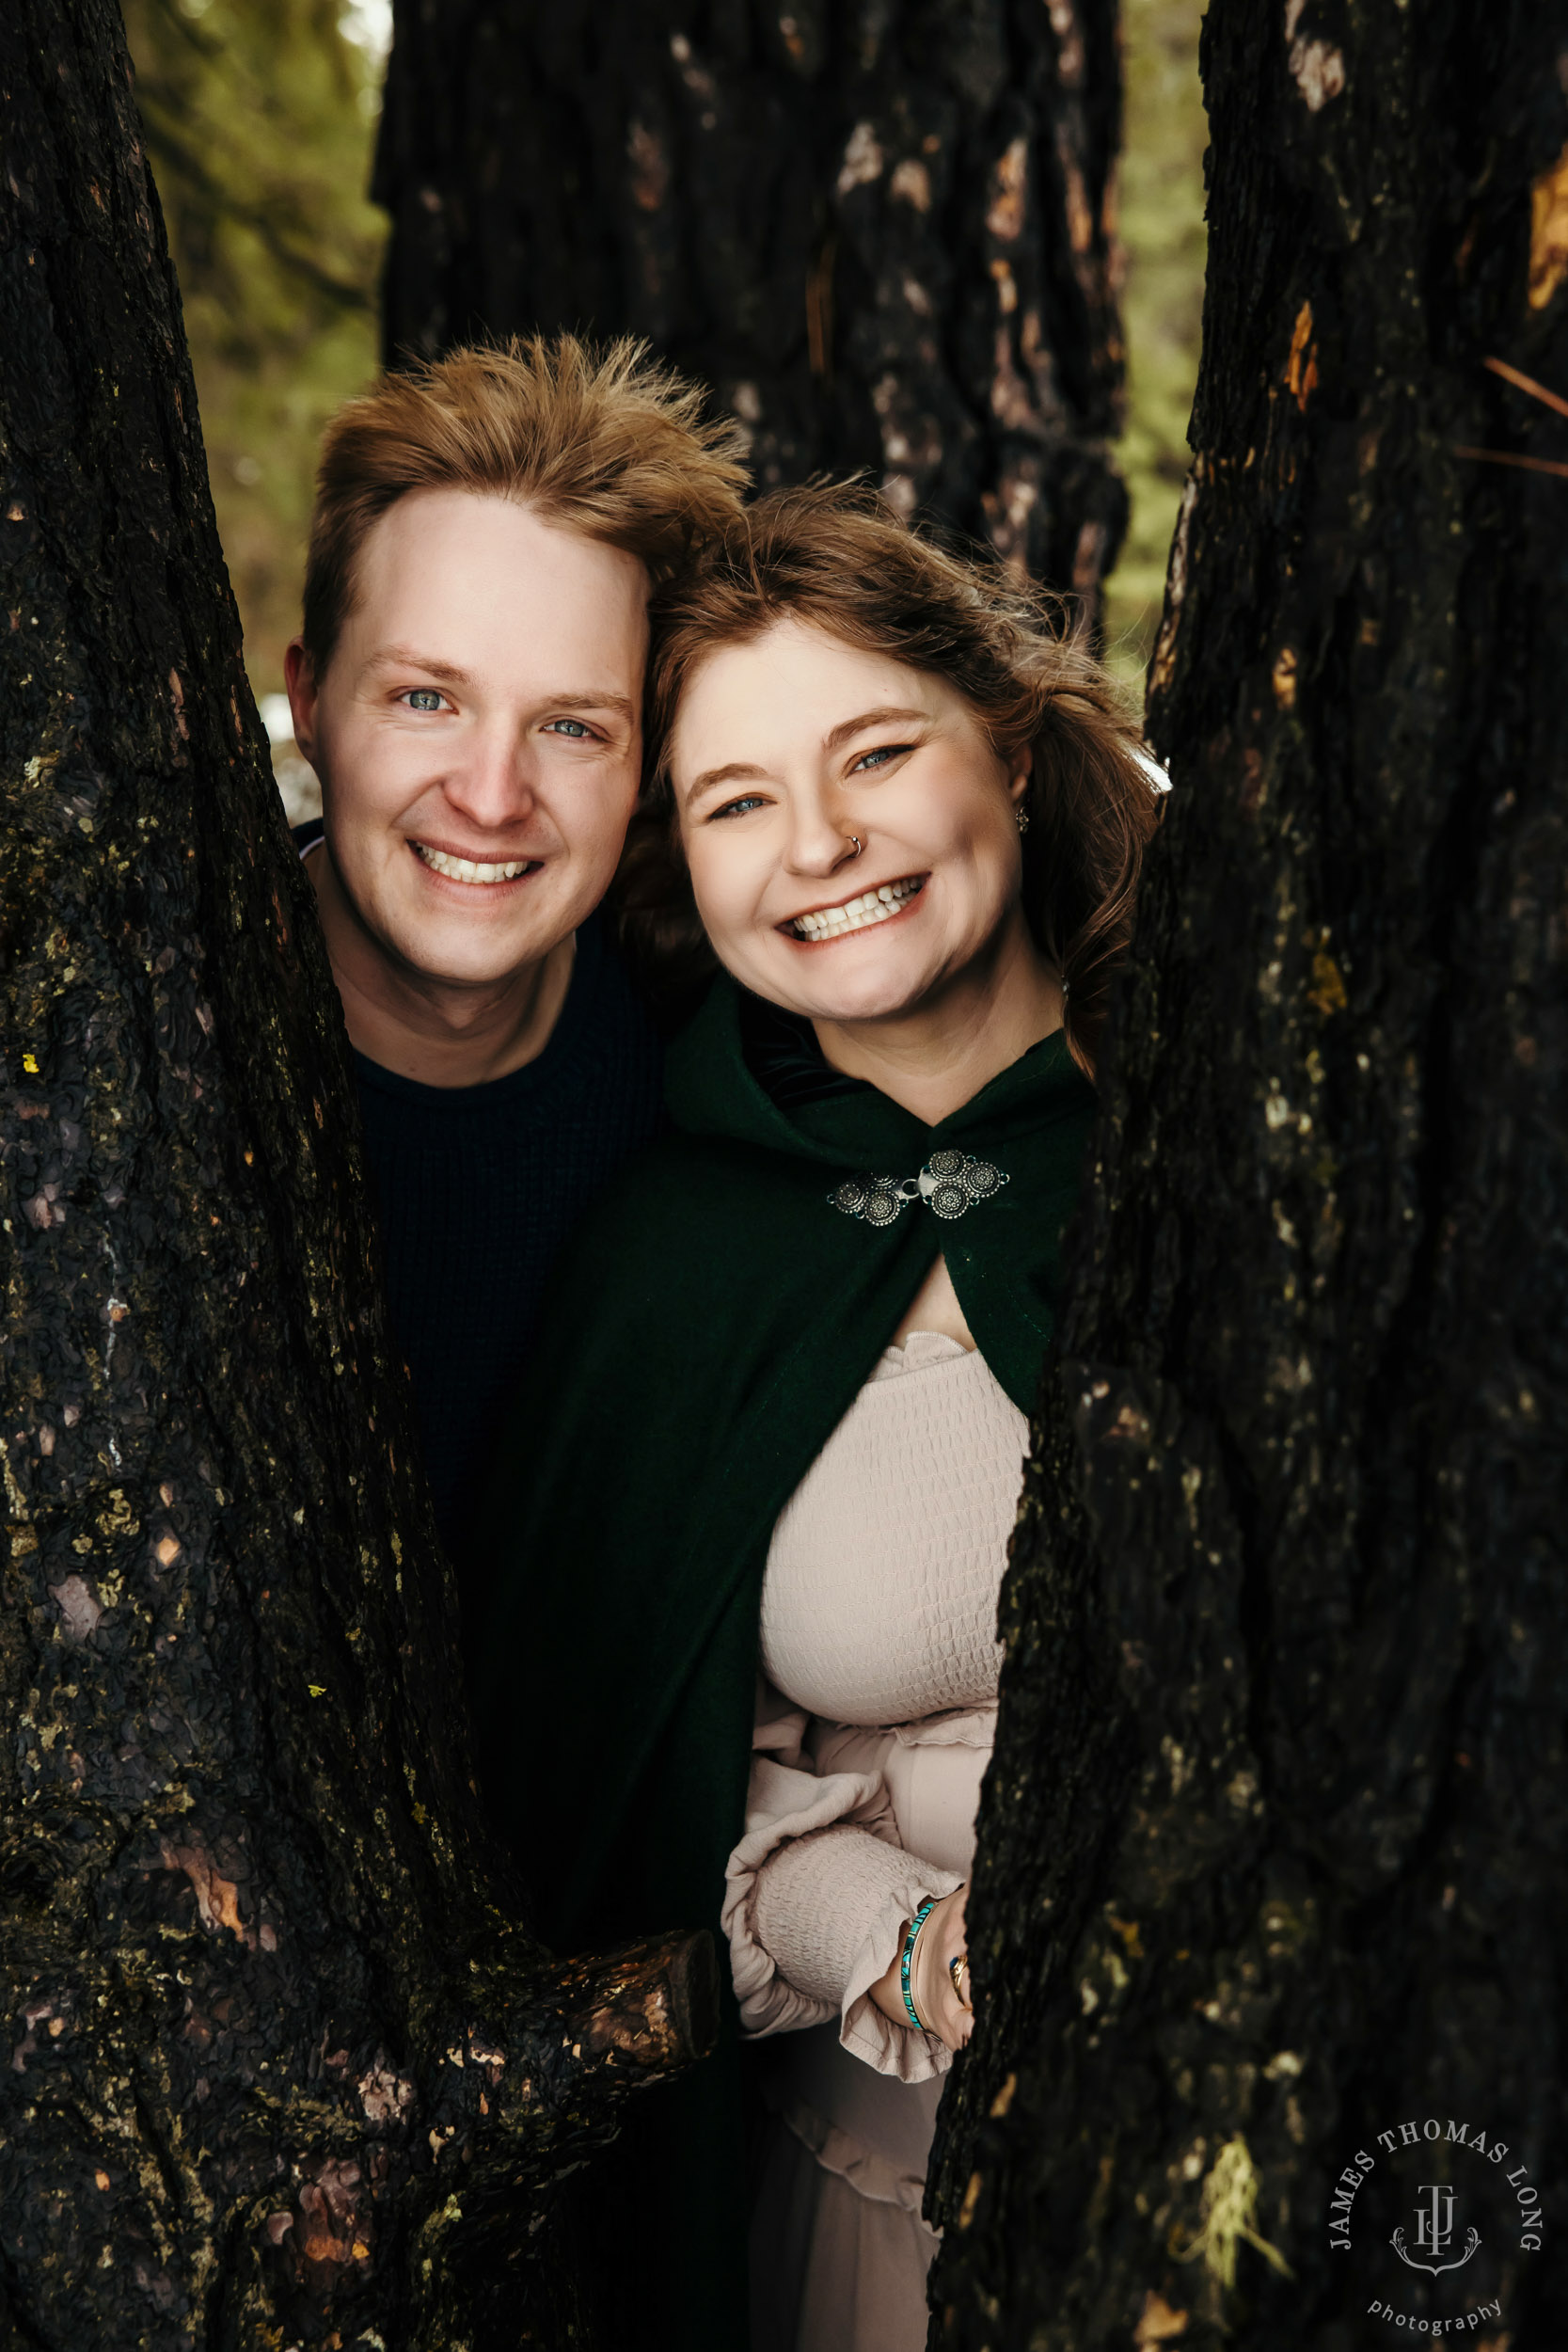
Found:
[721,1327,1030,2352]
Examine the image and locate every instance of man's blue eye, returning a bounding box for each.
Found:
[407,689,444,712]
[548,719,589,739]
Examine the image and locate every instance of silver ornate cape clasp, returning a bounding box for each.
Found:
[828,1149,1010,1227]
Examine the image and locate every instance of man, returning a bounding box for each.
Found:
[284,335,745,1589]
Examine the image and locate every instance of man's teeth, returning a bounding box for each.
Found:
[790,878,923,940]
[414,843,534,884]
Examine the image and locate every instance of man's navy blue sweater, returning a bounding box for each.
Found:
[294,823,663,1588]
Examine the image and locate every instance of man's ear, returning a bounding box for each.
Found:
[284,639,321,771]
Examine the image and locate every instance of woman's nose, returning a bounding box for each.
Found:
[784,791,859,876]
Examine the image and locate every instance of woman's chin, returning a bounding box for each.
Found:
[752,950,941,1028]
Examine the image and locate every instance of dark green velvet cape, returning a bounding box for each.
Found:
[474,977,1095,2345]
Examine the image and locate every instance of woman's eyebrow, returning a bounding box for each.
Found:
[683,708,929,803]
[820,705,930,753]
[685,759,768,802]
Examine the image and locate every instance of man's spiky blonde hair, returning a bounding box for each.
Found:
[301,336,749,671]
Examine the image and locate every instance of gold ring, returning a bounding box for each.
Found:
[949,1953,972,2010]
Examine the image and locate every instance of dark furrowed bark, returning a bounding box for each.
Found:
[930,4,1568,2347]
[0,6,715,2346]
[374,0,1128,615]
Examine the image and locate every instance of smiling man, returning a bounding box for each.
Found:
[284,337,745,1587]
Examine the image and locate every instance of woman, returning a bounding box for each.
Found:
[475,485,1158,2350]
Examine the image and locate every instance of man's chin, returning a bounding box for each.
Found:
[382,903,580,992]
[371,848,589,950]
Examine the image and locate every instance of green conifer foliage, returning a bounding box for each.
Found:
[119,0,386,703]
[1103,0,1207,692]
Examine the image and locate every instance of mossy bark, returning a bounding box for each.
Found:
[0,6,714,2346]
[930,3,1568,2346]
[374,0,1127,613]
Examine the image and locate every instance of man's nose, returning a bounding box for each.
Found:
[439,724,537,831]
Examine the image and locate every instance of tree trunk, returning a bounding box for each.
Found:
[0,7,714,2347]
[374,0,1127,614]
[930,5,1568,2348]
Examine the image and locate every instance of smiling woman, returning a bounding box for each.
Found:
[669,625,1056,1124]
[624,484,1158,1088]
[475,484,1163,2348]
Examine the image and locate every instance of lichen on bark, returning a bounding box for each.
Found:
[930,3,1568,2345]
[0,7,713,2345]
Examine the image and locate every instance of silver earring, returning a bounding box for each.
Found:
[847,834,863,857]
[1016,803,1031,835]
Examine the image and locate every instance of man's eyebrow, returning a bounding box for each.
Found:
[362,648,637,718]
[542,690,639,718]
[363,645,473,683]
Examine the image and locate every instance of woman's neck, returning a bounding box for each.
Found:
[809,909,1064,1125]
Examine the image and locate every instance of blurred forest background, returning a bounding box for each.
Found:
[120,0,1206,810]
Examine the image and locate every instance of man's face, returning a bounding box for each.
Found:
[287,488,649,992]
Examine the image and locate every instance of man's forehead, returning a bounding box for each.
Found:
[360,485,649,589]
[339,491,651,684]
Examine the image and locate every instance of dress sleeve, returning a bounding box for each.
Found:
[721,1686,960,2082]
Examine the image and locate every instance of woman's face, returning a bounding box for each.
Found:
[669,618,1030,1025]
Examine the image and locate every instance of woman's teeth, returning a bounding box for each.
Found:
[414,843,535,884]
[790,877,923,941]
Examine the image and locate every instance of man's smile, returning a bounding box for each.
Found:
[411,840,543,886]
[784,873,926,942]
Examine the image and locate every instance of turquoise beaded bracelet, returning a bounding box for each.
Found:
[900,1896,938,2029]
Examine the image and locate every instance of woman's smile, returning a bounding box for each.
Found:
[783,873,927,943]
[672,619,1041,1048]
[482,481,1158,2344]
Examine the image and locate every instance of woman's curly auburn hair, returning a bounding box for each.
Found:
[616,482,1162,1075]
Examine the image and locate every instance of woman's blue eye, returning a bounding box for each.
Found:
[711,794,768,820]
[547,719,590,739]
[850,742,909,772]
[407,688,445,712]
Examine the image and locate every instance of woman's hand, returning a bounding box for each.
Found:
[870,1885,973,2051]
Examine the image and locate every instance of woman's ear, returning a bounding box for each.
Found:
[1006,740,1034,808]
